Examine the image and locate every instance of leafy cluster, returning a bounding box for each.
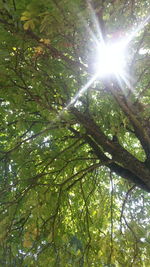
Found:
[0,0,150,266]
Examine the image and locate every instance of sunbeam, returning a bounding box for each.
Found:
[124,14,150,46]
[110,14,150,92]
[118,71,135,92]
[31,9,150,137]
[86,0,105,45]
[64,12,150,110]
[65,72,99,109]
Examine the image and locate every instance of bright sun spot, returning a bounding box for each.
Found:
[96,40,126,76]
[63,13,150,111]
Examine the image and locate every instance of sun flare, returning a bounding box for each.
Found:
[64,12,150,110]
[95,40,126,76]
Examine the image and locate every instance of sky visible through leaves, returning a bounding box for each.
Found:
[0,0,150,266]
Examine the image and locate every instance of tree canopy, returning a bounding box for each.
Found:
[0,0,150,266]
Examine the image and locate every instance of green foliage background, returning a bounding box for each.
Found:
[0,0,150,266]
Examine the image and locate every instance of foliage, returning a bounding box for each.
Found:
[0,0,150,266]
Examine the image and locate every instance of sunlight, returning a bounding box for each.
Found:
[53,10,150,118]
[64,12,150,109]
[124,14,150,46]
[95,40,126,76]
[95,15,150,77]
[65,72,99,108]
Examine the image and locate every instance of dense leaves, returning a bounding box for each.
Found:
[0,0,150,266]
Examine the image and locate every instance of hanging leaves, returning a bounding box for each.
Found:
[0,0,150,266]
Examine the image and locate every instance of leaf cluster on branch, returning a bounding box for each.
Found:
[0,0,150,265]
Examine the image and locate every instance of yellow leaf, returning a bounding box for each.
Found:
[23,239,32,248]
[23,21,30,30]
[34,46,43,53]
[22,11,31,17]
[20,16,29,21]
[29,20,35,30]
[40,38,51,45]
[23,20,35,31]
[20,11,31,21]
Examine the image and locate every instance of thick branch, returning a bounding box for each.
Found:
[85,135,150,192]
[70,107,150,190]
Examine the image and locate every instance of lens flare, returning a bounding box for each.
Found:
[65,72,99,108]
[96,40,126,76]
[57,8,150,115]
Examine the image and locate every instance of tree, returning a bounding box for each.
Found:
[0,0,150,265]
